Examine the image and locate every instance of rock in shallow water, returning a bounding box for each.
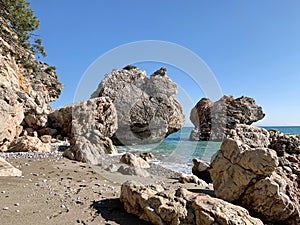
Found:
[190,95,265,141]
[91,66,185,145]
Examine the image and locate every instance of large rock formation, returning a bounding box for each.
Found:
[190,96,265,141]
[210,125,300,225]
[0,26,62,148]
[91,66,185,145]
[47,97,118,164]
[120,180,263,225]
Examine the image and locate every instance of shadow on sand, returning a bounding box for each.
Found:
[91,198,151,225]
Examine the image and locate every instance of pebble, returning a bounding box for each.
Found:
[14,203,20,207]
[0,149,65,160]
[16,210,20,213]
[3,207,9,210]
[1,191,6,194]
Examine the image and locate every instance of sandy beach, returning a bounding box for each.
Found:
[0,155,208,225]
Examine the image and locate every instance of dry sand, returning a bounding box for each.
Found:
[0,156,210,225]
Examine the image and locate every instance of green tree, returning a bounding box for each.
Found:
[0,0,46,57]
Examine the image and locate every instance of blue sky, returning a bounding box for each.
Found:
[28,0,300,126]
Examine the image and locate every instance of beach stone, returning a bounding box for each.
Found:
[117,165,150,177]
[0,157,22,176]
[37,128,57,136]
[190,95,265,141]
[91,66,185,145]
[179,175,208,186]
[120,180,263,225]
[40,135,51,143]
[120,153,150,169]
[210,136,300,224]
[139,152,155,161]
[192,158,212,183]
[48,97,118,164]
[8,136,51,153]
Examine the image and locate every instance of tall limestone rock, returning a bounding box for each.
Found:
[190,95,265,141]
[91,66,185,145]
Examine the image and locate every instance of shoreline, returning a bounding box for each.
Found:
[0,154,211,225]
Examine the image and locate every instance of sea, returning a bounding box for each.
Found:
[117,126,300,175]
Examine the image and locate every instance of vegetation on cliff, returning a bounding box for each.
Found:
[0,0,46,57]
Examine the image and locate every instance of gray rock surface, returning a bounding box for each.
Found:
[190,96,265,141]
[48,97,118,164]
[192,158,212,183]
[120,180,263,225]
[210,126,300,224]
[117,165,150,177]
[227,124,270,148]
[91,66,185,145]
[120,153,150,169]
[8,136,51,153]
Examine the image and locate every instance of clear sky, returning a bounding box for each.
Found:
[28,0,300,126]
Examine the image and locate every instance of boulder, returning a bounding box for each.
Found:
[117,165,150,177]
[190,96,265,141]
[0,157,22,176]
[192,158,212,183]
[139,152,155,161]
[7,136,51,153]
[210,133,300,224]
[120,180,263,225]
[178,175,208,186]
[91,66,185,145]
[48,97,118,164]
[120,153,150,169]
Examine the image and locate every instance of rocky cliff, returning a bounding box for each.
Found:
[91,66,185,145]
[190,95,265,141]
[0,23,62,150]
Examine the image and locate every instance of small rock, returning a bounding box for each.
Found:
[120,153,150,168]
[139,152,154,161]
[40,135,52,144]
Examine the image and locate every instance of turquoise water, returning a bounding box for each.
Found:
[261,126,300,135]
[117,126,300,174]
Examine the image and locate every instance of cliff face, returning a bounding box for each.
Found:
[0,27,62,147]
